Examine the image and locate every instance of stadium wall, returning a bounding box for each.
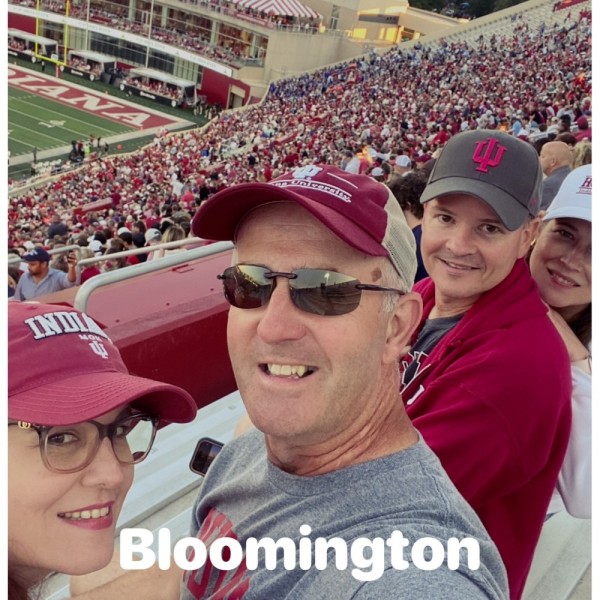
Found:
[7,12,36,34]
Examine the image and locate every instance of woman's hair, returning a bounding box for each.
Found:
[78,247,95,260]
[162,224,187,244]
[78,247,98,268]
[102,244,128,271]
[569,305,591,348]
[8,572,29,600]
[572,141,591,169]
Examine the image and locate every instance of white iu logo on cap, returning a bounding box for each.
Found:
[292,165,322,179]
[89,340,109,359]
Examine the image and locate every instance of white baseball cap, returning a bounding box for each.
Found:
[145,228,162,243]
[543,164,591,223]
[88,240,104,255]
[395,155,411,168]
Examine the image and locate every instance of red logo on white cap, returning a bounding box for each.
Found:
[579,176,592,194]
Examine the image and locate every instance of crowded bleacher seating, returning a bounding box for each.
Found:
[8,0,591,269]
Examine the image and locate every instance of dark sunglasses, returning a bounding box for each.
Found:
[217,264,405,316]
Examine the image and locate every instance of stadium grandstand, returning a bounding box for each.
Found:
[7,0,591,248]
[9,0,468,109]
[7,0,591,597]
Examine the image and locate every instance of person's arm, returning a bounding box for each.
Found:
[555,364,591,518]
[546,308,591,517]
[66,251,78,284]
[407,332,571,507]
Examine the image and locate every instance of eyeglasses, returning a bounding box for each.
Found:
[217,264,405,316]
[8,414,159,474]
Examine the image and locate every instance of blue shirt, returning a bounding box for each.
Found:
[14,268,77,301]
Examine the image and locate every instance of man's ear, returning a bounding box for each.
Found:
[518,217,540,258]
[382,291,423,364]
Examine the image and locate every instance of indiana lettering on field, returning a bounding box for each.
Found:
[8,66,178,129]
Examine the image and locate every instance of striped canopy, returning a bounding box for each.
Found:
[234,0,319,19]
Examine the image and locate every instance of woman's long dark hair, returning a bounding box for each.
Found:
[8,573,29,600]
[569,304,592,348]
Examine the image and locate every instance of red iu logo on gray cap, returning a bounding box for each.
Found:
[472,138,507,173]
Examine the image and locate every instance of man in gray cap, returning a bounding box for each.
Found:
[401,131,572,599]
[14,247,78,301]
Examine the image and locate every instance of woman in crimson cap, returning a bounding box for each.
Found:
[8,302,196,599]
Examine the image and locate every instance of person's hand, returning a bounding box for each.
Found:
[67,251,78,268]
[547,307,590,370]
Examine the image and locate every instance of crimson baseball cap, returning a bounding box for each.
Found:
[543,164,591,223]
[420,131,543,230]
[192,164,417,288]
[9,302,197,426]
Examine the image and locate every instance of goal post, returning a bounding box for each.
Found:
[34,0,69,66]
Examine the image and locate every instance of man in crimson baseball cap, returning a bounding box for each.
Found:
[178,163,510,600]
[9,302,197,425]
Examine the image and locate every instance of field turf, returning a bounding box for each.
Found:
[8,84,136,158]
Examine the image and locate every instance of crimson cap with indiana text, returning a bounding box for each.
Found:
[9,302,197,426]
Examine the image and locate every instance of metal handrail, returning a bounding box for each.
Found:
[8,244,82,264]
[74,241,233,313]
[76,237,208,266]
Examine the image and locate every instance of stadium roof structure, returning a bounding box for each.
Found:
[8,28,56,46]
[128,67,196,90]
[233,0,319,19]
[67,49,117,65]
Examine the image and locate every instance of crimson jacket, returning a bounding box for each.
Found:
[402,259,572,600]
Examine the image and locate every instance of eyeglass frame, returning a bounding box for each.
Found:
[217,264,406,316]
[8,413,159,474]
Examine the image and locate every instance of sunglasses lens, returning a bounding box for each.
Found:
[291,270,362,316]
[221,265,272,309]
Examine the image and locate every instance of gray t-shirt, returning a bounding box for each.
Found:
[402,315,463,389]
[181,429,508,599]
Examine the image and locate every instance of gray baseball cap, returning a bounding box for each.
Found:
[420,131,542,231]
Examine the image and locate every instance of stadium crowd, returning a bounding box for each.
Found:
[67,56,103,76]
[7,1,591,277]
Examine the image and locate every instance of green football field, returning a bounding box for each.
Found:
[8,85,136,158]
